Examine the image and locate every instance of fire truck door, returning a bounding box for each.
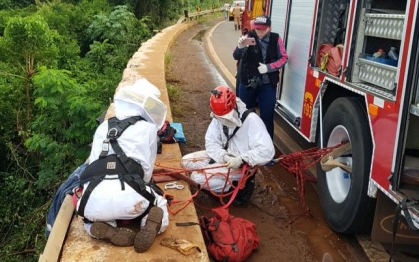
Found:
[272,0,316,128]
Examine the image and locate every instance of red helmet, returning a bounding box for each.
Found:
[210,86,236,116]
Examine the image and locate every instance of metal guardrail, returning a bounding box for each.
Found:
[177,8,222,24]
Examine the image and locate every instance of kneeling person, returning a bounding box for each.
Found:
[76,83,169,252]
[182,86,275,206]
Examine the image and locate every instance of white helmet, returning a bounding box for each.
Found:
[114,83,167,129]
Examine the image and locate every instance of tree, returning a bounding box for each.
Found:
[0,15,58,139]
[86,5,150,45]
[28,67,100,187]
[85,5,151,70]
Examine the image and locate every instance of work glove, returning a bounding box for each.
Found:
[237,36,247,49]
[223,154,232,163]
[226,156,243,169]
[258,62,268,74]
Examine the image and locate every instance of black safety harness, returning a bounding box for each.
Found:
[222,108,255,150]
[77,116,163,220]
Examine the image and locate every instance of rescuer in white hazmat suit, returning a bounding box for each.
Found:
[76,79,169,253]
[181,86,275,206]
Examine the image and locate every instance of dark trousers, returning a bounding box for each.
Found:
[238,82,276,139]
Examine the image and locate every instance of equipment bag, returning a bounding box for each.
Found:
[199,208,259,262]
[158,120,177,143]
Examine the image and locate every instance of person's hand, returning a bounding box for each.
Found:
[223,155,232,163]
[258,62,268,74]
[238,36,247,49]
[226,156,243,169]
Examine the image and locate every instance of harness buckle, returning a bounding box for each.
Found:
[107,127,118,138]
[164,182,185,190]
[102,139,110,152]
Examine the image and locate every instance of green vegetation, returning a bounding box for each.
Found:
[164,53,183,117]
[0,0,223,261]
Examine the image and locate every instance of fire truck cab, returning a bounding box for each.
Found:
[264,0,419,240]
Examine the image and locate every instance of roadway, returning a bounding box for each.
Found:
[203,19,419,262]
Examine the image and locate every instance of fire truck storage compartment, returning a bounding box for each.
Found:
[311,0,349,70]
[351,0,407,96]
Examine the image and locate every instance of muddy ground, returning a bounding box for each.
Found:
[166,19,368,262]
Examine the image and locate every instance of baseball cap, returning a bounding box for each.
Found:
[253,15,271,30]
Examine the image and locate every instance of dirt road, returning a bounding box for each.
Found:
[167,18,368,262]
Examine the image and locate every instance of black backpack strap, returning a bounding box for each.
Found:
[223,109,255,150]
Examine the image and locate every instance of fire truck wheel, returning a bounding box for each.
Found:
[317,97,375,234]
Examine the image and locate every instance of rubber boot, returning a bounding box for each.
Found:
[134,206,163,253]
[235,24,237,30]
[232,178,255,207]
[90,222,136,246]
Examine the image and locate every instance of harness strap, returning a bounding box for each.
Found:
[389,197,418,262]
[79,115,156,220]
[123,174,157,206]
[77,174,158,219]
[109,139,136,172]
[108,116,144,138]
[223,109,255,150]
[400,197,419,231]
[99,116,145,158]
[77,176,104,218]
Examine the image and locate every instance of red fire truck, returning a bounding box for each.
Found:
[241,0,271,33]
[246,0,419,241]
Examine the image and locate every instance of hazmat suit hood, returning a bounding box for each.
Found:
[114,80,167,129]
[210,98,247,128]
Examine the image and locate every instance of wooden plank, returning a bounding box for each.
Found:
[39,195,74,262]
[60,180,208,262]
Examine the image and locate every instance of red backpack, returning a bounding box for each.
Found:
[199,208,259,262]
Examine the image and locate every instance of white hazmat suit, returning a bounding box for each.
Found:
[182,96,275,192]
[77,80,169,235]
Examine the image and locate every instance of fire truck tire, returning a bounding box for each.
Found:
[317,97,376,234]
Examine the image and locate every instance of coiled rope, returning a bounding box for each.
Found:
[273,144,345,223]
[155,144,345,221]
[154,161,258,215]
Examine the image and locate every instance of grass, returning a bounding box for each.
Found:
[164,12,222,118]
[196,11,223,24]
[164,53,184,117]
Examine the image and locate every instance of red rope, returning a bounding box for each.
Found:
[278,144,344,223]
[154,144,343,219]
[154,162,258,215]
